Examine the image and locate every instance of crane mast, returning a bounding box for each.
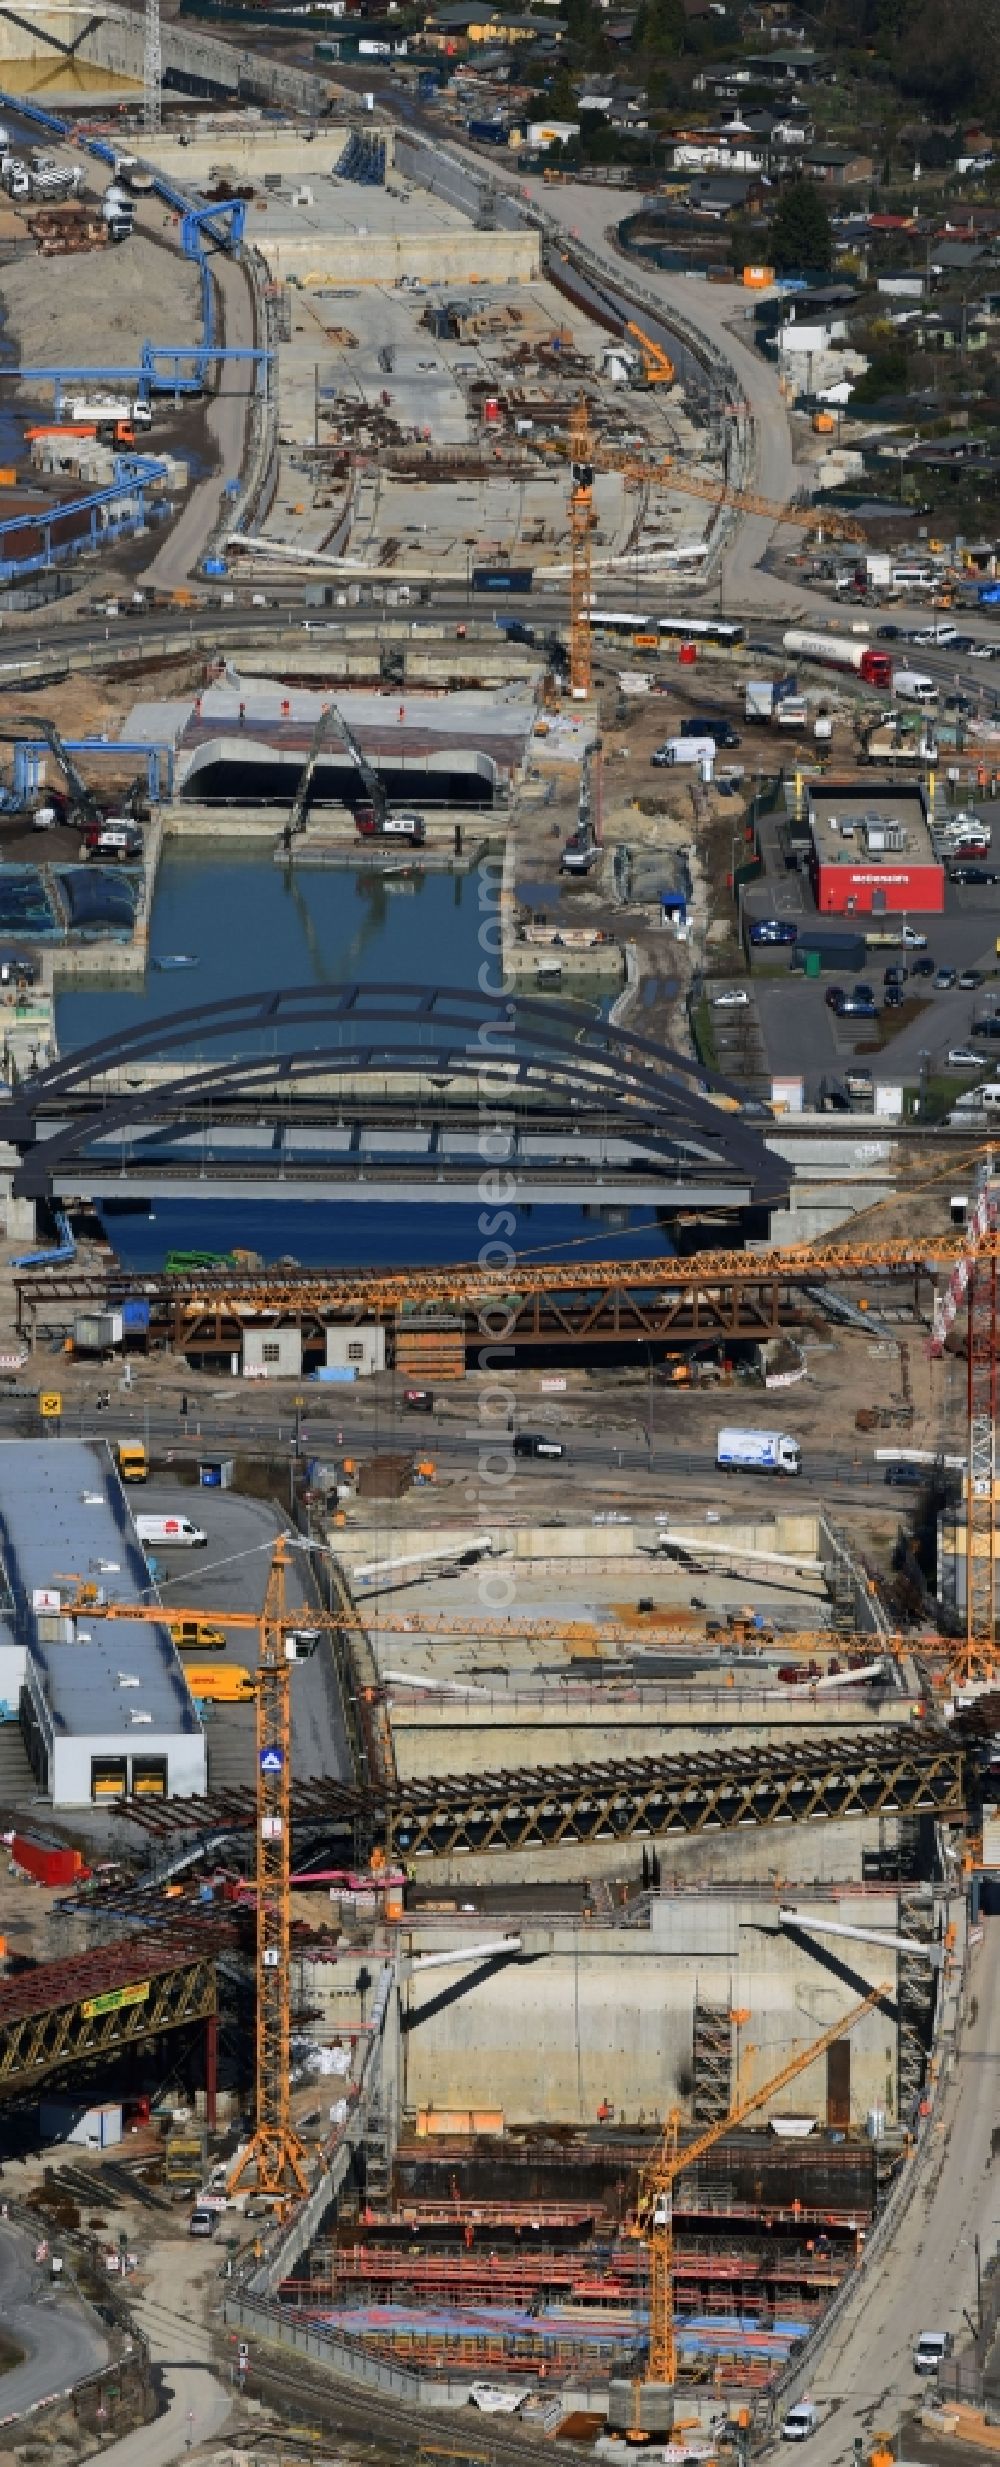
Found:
[637,1982,888,2385]
[229,1538,309,2200]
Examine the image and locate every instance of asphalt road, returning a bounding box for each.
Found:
[0,2221,108,2420]
[144,251,258,594]
[136,1482,351,1784]
[781,1925,1000,2467]
[19,1397,919,1511]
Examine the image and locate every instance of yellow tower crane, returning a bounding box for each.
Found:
[63,1535,340,2206]
[636,1981,889,2387]
[547,396,866,696]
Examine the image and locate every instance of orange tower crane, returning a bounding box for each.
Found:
[550,395,866,696]
[636,1982,889,2385]
[64,1536,335,2204]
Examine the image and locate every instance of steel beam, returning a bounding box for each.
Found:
[0,1940,217,2096]
[122,1729,965,1860]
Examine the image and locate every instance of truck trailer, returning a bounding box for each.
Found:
[716,1427,801,1475]
[782,630,892,688]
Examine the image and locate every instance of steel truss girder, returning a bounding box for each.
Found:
[0,1956,216,2094]
[122,1729,965,1860]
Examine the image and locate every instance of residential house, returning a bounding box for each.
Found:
[424,2,564,42]
[672,130,767,171]
[687,168,767,213]
[803,143,874,188]
[744,44,821,79]
[929,239,993,280]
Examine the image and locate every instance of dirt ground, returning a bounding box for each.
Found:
[2,229,201,399]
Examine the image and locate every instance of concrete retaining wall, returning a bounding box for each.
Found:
[386,1685,909,1784]
[258,228,540,284]
[394,1894,904,2125]
[59,7,330,111]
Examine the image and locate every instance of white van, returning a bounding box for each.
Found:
[135,1512,208,1549]
[894,670,938,706]
[781,2403,818,2441]
[913,2330,951,2375]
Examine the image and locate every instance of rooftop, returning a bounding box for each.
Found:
[0,1439,200,1742]
[807,783,938,872]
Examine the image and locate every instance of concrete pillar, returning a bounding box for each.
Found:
[1,1185,36,1244]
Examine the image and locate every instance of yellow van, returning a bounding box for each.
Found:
[170,1617,227,1654]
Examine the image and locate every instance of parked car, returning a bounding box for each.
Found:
[710,987,751,1008]
[824,985,846,1012]
[947,1047,986,1068]
[959,969,985,989]
[884,964,908,984]
[853,982,876,1003]
[876,623,901,640]
[934,966,958,988]
[883,984,903,1008]
[912,957,936,977]
[884,1462,924,1487]
[750,919,797,945]
[949,866,993,885]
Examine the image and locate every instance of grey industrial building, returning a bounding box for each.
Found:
[0,1439,205,1806]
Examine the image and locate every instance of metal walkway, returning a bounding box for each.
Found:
[122,1726,965,1858]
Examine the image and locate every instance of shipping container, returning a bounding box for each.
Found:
[12,1833,87,1886]
[73,1310,123,1352]
[471,567,533,594]
[40,2099,123,2150]
[791,930,867,971]
[121,1297,151,1333]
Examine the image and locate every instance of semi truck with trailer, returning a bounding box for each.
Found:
[782,630,893,688]
[716,1428,801,1475]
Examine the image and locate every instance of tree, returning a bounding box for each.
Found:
[634,0,687,56]
[768,178,833,274]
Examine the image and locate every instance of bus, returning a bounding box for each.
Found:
[585,611,745,651]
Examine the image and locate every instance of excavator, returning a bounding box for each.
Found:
[280,696,425,852]
[2,712,145,854]
[626,320,676,387]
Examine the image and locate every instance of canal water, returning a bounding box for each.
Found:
[57,842,675,1273]
[55,843,485,1053]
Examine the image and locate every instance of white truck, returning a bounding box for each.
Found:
[894,669,938,706]
[716,1428,801,1476]
[745,678,808,727]
[658,736,716,767]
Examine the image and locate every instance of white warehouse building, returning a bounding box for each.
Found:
[0,1440,206,1806]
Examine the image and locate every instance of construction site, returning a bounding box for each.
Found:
[0,1159,991,2457]
[1,49,1000,2467]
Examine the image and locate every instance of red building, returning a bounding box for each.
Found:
[808,785,945,917]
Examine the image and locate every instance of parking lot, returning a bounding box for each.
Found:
[138,1483,348,1791]
[728,796,1000,1102]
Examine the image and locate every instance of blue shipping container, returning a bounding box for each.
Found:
[472,567,534,593]
[467,118,508,142]
[310,1364,358,1382]
[121,1297,151,1331]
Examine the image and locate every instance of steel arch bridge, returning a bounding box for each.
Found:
[6,982,789,1206]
